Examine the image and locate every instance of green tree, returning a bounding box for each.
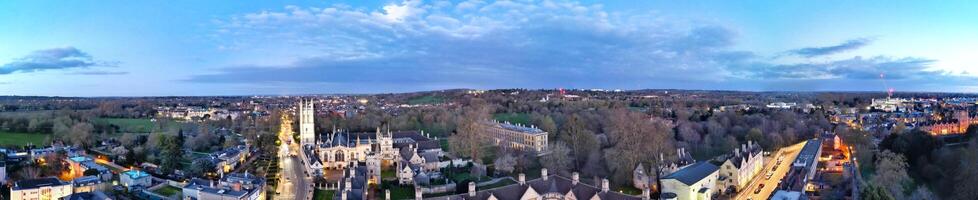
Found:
[862,184,896,200]
[160,131,185,174]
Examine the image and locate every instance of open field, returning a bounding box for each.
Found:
[493,113,531,125]
[94,117,155,133]
[313,189,335,200]
[0,132,49,147]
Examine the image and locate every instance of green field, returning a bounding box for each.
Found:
[407,95,446,105]
[0,132,49,147]
[152,185,183,197]
[493,113,531,125]
[313,189,335,200]
[94,118,155,133]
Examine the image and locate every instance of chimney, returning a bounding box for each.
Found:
[601,179,609,193]
[415,187,423,200]
[742,144,747,153]
[386,189,391,200]
[341,190,348,200]
[345,178,352,191]
[518,173,526,185]
[233,182,242,191]
[541,168,548,181]
[210,180,215,188]
[572,172,580,185]
[642,187,650,200]
[468,182,477,197]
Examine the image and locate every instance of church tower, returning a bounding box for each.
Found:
[299,99,316,146]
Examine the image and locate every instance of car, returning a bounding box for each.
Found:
[754,184,765,194]
[772,166,778,171]
[765,172,774,180]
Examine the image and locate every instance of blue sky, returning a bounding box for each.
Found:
[1,0,977,96]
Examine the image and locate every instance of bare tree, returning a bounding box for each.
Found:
[449,100,491,163]
[604,109,675,184]
[541,141,573,176]
[872,150,912,200]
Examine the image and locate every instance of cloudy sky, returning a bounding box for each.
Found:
[2,0,977,96]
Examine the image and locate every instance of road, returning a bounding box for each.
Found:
[278,142,313,200]
[735,141,807,200]
[277,113,313,200]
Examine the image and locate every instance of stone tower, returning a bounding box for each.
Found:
[299,99,316,146]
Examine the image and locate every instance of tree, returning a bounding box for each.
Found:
[160,131,185,174]
[541,141,573,176]
[862,184,896,200]
[120,133,138,147]
[449,100,491,163]
[871,150,912,200]
[908,186,936,200]
[189,158,217,178]
[560,114,598,171]
[18,166,41,179]
[604,109,675,184]
[494,153,518,174]
[953,138,978,200]
[68,122,94,148]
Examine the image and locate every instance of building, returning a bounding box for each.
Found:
[299,99,316,146]
[717,141,763,193]
[633,147,695,191]
[776,139,823,196]
[334,164,369,200]
[182,172,266,200]
[63,191,114,200]
[428,168,646,200]
[120,170,152,190]
[659,162,720,200]
[68,156,112,181]
[9,177,73,200]
[1,161,6,184]
[477,120,548,154]
[72,175,110,194]
[926,111,977,135]
[303,126,439,185]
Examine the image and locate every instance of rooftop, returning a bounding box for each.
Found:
[13,177,69,190]
[123,170,150,179]
[662,162,719,185]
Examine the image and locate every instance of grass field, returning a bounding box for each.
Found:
[0,132,49,147]
[493,113,531,125]
[313,189,335,200]
[152,185,183,197]
[94,118,155,133]
[407,95,446,105]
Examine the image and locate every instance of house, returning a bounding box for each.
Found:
[660,162,720,200]
[72,175,111,193]
[9,177,74,200]
[68,156,112,181]
[63,191,114,200]
[182,172,266,200]
[428,168,646,200]
[120,170,151,190]
[633,148,695,191]
[717,141,763,193]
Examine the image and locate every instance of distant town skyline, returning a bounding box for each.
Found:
[2,0,977,96]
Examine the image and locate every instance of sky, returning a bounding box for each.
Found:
[1,0,977,96]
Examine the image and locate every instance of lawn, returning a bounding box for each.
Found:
[493,113,531,125]
[152,185,183,197]
[313,189,335,200]
[382,182,415,200]
[94,118,155,133]
[407,95,445,105]
[0,132,49,147]
[479,179,516,190]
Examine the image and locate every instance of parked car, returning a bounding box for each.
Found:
[765,172,774,180]
[755,184,765,194]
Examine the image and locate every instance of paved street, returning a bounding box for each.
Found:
[735,141,808,200]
